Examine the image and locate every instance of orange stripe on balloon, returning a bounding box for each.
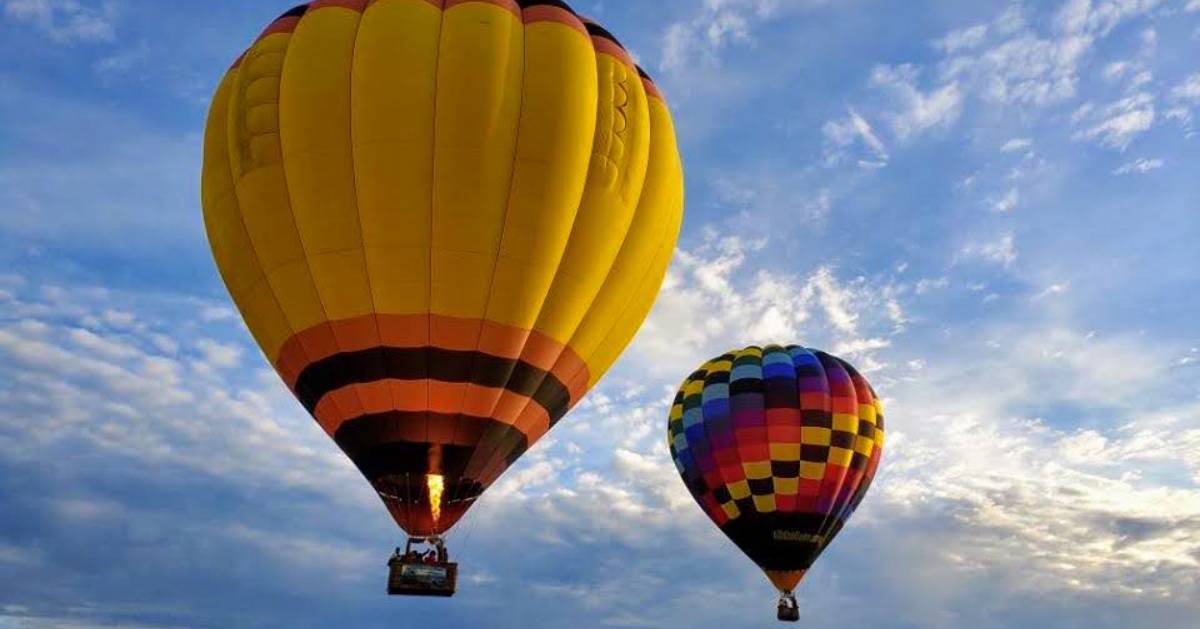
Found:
[255,16,301,43]
[274,314,589,392]
[590,36,635,70]
[312,379,548,436]
[444,0,519,19]
[522,5,587,36]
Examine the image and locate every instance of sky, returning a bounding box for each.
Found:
[1,0,1199,627]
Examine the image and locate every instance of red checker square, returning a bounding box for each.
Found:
[735,427,768,445]
[775,494,798,512]
[797,479,822,496]
[831,396,858,414]
[766,408,801,426]
[720,465,745,483]
[737,443,770,461]
[713,447,741,467]
[795,495,819,512]
[767,424,803,442]
[799,392,830,410]
[703,471,724,489]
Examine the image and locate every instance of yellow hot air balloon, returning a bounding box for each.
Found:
[200,0,684,580]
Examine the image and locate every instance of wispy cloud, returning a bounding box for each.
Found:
[2,0,118,44]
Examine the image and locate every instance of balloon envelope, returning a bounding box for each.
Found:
[202,0,684,536]
[668,345,884,593]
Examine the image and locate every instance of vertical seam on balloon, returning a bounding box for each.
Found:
[344,2,395,427]
[460,14,597,500]
[220,49,307,378]
[569,184,680,386]
[272,5,340,385]
[446,8,528,510]
[813,352,855,543]
[483,39,645,471]
[540,59,661,391]
[422,0,447,521]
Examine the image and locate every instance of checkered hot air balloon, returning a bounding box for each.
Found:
[668,345,885,622]
[201,0,684,548]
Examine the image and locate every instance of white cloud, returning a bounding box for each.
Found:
[823,107,889,166]
[958,233,1018,268]
[934,23,989,53]
[990,187,1020,212]
[870,64,964,139]
[2,0,118,44]
[195,339,242,369]
[1113,157,1164,174]
[1000,137,1033,152]
[1170,73,1200,104]
[1072,92,1156,149]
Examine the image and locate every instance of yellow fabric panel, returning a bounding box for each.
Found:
[279,7,373,322]
[858,402,878,425]
[352,0,443,314]
[854,437,876,456]
[569,90,683,368]
[227,31,328,340]
[532,54,652,343]
[430,3,523,320]
[801,427,832,445]
[727,480,751,500]
[769,443,801,461]
[832,413,859,433]
[683,378,704,398]
[774,477,800,496]
[203,71,261,298]
[201,70,293,360]
[721,502,740,520]
[828,447,854,467]
[743,461,772,479]
[585,226,678,383]
[486,22,597,328]
[752,495,777,513]
[799,462,826,480]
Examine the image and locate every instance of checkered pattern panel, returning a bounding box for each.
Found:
[669,344,885,535]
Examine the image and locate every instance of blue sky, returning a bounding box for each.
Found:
[1,1,1199,628]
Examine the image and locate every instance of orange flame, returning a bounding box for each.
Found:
[427,474,444,526]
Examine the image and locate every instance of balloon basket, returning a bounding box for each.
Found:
[387,537,457,597]
[776,593,799,622]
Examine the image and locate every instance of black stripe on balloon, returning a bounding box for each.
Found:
[517,0,577,12]
[279,5,308,19]
[720,512,829,571]
[292,347,571,422]
[333,411,530,496]
[584,21,625,48]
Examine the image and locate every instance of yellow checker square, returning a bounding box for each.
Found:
[727,480,751,500]
[799,462,826,480]
[833,413,859,433]
[769,443,801,461]
[773,477,799,496]
[858,403,877,422]
[854,437,875,456]
[752,495,777,513]
[828,447,854,467]
[721,501,740,520]
[801,427,832,445]
[743,461,772,480]
[875,432,886,448]
[684,379,704,397]
[669,403,683,421]
[710,360,733,373]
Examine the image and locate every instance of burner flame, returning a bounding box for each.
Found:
[427,474,444,526]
